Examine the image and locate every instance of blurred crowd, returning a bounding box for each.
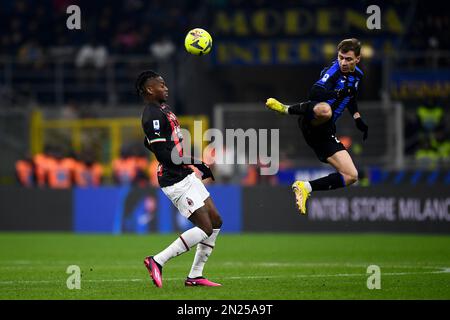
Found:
[406,2,450,52]
[1,0,448,61]
[15,145,154,189]
[1,0,448,106]
[15,143,284,188]
[3,0,450,182]
[1,0,200,57]
[0,0,450,55]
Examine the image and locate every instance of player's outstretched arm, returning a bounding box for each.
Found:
[348,100,368,141]
[354,115,368,141]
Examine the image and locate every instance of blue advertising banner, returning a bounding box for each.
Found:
[73,186,242,234]
[74,186,131,233]
[277,168,334,185]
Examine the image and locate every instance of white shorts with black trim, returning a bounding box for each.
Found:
[161,172,210,218]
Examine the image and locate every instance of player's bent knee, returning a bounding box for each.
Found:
[314,103,332,120]
[339,170,358,186]
[346,172,358,185]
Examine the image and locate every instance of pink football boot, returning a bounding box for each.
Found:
[185,277,222,287]
[144,256,163,288]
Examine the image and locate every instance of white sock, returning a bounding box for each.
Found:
[154,227,208,266]
[304,181,312,193]
[188,229,220,278]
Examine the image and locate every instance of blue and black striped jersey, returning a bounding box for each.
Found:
[311,60,363,123]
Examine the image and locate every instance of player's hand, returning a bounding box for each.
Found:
[355,117,368,141]
[336,87,356,99]
[194,162,215,181]
[265,98,288,114]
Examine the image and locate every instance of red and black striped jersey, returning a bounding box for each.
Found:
[141,102,193,187]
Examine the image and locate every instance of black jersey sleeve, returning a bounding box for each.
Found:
[147,140,177,166]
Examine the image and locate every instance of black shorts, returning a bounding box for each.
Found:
[299,117,346,163]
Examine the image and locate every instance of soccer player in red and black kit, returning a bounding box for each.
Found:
[137,70,222,287]
[266,38,369,214]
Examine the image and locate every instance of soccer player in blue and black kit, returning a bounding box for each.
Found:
[266,38,369,214]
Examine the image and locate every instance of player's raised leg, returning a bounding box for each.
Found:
[266,98,320,118]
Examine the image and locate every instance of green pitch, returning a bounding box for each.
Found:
[0,233,449,299]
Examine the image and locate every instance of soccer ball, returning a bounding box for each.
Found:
[184,28,213,56]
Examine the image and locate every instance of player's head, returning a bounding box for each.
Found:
[135,70,169,103]
[337,38,361,73]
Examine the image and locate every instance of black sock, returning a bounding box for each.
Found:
[288,101,315,115]
[309,172,345,191]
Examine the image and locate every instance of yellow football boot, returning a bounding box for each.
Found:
[265,98,288,114]
[291,181,310,214]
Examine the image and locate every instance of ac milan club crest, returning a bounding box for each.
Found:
[186,197,194,206]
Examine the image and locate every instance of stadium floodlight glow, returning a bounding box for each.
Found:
[361,45,374,58]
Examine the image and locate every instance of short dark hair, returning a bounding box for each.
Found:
[337,38,361,56]
[135,70,161,96]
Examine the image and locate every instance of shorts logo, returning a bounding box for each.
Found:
[153,120,160,130]
[332,135,341,143]
[186,197,194,206]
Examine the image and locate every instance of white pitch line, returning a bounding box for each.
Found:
[0,268,448,285]
[0,261,445,270]
[223,268,450,280]
[226,262,443,269]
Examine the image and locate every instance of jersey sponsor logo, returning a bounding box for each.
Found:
[153,120,160,130]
